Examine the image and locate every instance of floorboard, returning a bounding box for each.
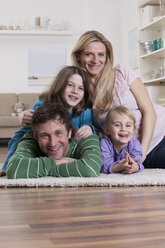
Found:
[0,186,165,247]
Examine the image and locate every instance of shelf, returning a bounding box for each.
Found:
[139,15,165,30]
[138,0,165,8]
[143,76,165,83]
[0,30,72,36]
[137,0,165,107]
[140,47,165,59]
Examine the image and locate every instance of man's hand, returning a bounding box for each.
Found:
[55,157,76,166]
[75,125,93,140]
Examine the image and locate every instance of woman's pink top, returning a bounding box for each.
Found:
[95,64,165,154]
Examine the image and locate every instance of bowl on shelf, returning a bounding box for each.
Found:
[140,41,153,54]
[151,67,165,80]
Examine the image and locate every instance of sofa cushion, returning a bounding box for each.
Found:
[18,93,39,109]
[0,93,39,139]
[0,93,17,116]
[0,116,20,127]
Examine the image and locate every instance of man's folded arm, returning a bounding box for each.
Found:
[7,133,102,179]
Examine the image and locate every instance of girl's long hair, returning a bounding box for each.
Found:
[39,66,92,116]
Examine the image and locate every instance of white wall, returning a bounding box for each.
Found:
[120,0,137,65]
[86,0,122,66]
[0,0,137,93]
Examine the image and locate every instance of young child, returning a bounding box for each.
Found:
[1,66,95,172]
[100,106,144,174]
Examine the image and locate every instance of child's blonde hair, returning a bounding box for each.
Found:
[104,105,136,132]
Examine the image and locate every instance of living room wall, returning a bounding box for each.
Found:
[0,0,137,93]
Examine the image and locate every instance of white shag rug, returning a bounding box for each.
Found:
[0,169,165,188]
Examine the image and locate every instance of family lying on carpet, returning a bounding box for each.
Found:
[1,30,165,179]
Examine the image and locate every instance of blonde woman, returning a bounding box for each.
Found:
[71,30,165,169]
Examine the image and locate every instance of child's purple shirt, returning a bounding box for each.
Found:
[100,135,144,174]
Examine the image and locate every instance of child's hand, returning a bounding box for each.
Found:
[75,125,93,140]
[20,109,34,127]
[123,152,139,174]
[0,170,6,177]
[112,153,139,174]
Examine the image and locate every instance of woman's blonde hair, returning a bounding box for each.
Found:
[104,105,136,133]
[39,66,92,116]
[71,30,115,117]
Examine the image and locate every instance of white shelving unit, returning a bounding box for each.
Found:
[137,0,165,84]
[0,30,72,36]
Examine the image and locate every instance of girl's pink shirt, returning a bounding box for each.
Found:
[96,64,165,154]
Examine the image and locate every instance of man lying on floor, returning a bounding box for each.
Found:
[6,103,102,179]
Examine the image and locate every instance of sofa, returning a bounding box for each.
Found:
[0,93,39,139]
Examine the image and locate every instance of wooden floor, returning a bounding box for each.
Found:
[1,186,165,247]
[1,146,165,247]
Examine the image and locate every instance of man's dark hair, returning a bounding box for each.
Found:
[31,103,75,139]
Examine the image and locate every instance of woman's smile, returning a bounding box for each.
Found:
[79,41,106,80]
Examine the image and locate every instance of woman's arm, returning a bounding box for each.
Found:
[130,78,156,161]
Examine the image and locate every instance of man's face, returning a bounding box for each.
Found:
[37,118,71,160]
